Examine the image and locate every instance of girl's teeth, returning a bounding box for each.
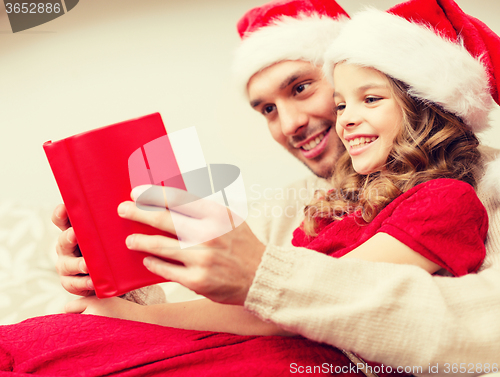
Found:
[349,136,377,148]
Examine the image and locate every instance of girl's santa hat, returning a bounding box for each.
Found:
[233,0,349,95]
[324,0,500,193]
[323,0,500,133]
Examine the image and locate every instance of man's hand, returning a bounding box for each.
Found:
[118,186,266,306]
[52,204,94,296]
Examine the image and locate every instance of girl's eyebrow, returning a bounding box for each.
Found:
[333,83,389,98]
[357,83,389,92]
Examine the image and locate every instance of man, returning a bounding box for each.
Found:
[54,0,348,302]
[54,0,500,374]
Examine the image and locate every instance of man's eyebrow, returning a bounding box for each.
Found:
[279,73,303,90]
[250,69,312,109]
[250,99,262,108]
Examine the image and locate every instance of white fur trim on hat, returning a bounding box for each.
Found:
[233,13,347,96]
[483,154,500,197]
[323,9,492,132]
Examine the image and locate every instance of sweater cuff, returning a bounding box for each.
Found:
[121,285,167,306]
[244,244,296,320]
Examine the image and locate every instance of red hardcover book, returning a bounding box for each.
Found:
[43,113,185,298]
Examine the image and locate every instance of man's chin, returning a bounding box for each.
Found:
[301,160,333,180]
[293,140,345,180]
[298,147,347,179]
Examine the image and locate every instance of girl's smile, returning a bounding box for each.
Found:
[343,134,379,155]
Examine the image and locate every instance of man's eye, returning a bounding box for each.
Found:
[295,83,311,94]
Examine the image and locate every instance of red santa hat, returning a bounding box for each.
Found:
[233,0,349,95]
[323,0,500,133]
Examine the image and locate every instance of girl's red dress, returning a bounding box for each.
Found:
[292,178,488,277]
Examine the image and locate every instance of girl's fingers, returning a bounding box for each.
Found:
[64,296,97,314]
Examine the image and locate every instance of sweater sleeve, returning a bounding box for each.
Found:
[245,182,500,377]
[121,285,167,305]
[246,245,500,376]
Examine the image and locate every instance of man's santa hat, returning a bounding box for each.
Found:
[323,0,500,193]
[233,0,349,95]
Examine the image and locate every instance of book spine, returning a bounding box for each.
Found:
[43,140,119,298]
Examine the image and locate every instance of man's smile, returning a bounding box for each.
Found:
[297,127,332,159]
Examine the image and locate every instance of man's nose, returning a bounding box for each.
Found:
[277,102,308,136]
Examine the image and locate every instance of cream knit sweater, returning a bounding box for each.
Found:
[245,146,500,376]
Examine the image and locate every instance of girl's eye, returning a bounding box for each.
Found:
[335,103,346,112]
[365,96,382,104]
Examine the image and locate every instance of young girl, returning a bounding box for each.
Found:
[292,62,488,277]
[290,6,496,278]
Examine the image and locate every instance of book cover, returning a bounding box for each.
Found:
[43,113,185,298]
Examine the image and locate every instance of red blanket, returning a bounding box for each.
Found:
[0,314,361,376]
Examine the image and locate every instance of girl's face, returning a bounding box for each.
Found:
[333,63,403,175]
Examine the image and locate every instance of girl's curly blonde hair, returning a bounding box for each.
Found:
[302,73,481,237]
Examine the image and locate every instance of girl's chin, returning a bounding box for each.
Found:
[353,165,382,175]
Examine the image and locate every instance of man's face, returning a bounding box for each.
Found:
[247,60,345,178]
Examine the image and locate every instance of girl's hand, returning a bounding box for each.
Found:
[65,296,144,321]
